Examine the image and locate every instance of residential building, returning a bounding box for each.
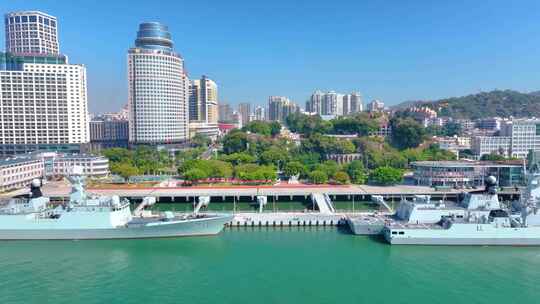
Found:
[306,90,323,114]
[5,11,59,55]
[343,92,363,114]
[268,96,298,122]
[307,90,362,116]
[254,106,266,121]
[322,91,343,115]
[127,22,189,145]
[0,11,89,156]
[367,99,384,113]
[189,75,218,123]
[218,103,234,122]
[237,102,251,125]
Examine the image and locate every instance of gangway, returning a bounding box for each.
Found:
[133,196,157,217]
[310,193,336,214]
[257,196,267,213]
[194,196,210,215]
[371,195,393,212]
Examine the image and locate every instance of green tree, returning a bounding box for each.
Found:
[222,130,248,154]
[111,162,139,181]
[220,152,257,165]
[441,122,462,136]
[369,166,404,185]
[283,161,306,177]
[309,170,328,184]
[480,152,507,161]
[260,146,289,167]
[102,148,132,163]
[314,160,340,178]
[333,171,350,184]
[191,133,211,147]
[346,160,367,184]
[270,121,281,137]
[183,168,208,181]
[243,121,272,136]
[235,164,276,181]
[390,118,426,149]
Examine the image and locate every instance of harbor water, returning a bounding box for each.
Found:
[1,228,539,304]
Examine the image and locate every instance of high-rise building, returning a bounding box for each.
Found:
[218,103,234,122]
[0,11,89,156]
[189,75,218,123]
[128,22,189,144]
[254,106,266,121]
[238,103,251,126]
[321,91,343,116]
[343,92,363,115]
[268,96,298,122]
[307,90,362,116]
[367,99,385,113]
[306,90,323,114]
[5,11,59,55]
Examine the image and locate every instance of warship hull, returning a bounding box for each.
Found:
[0,214,233,240]
[384,225,540,246]
[386,237,540,246]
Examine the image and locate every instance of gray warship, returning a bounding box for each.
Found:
[384,171,540,245]
[347,177,501,235]
[0,169,232,240]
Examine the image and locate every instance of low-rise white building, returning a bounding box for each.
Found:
[0,157,44,192]
[0,152,109,192]
[50,154,109,177]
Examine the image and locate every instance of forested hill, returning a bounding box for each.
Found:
[393,90,540,119]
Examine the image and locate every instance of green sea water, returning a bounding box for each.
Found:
[1,228,540,304]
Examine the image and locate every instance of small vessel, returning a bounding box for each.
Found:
[347,177,501,235]
[0,168,232,240]
[384,173,540,245]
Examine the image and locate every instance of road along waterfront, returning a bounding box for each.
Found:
[1,228,539,304]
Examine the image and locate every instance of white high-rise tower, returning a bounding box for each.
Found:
[128,22,189,144]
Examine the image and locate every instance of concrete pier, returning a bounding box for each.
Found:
[225,212,366,227]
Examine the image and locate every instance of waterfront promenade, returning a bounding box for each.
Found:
[1,180,519,201]
[32,180,474,199]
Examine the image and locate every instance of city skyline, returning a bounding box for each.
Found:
[1,1,540,113]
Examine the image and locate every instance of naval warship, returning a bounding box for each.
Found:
[384,172,540,245]
[0,168,233,240]
[347,177,501,235]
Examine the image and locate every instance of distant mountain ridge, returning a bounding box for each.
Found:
[393,90,540,119]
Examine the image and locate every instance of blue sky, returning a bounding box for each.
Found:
[2,0,540,113]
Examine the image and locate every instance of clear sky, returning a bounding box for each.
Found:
[1,0,539,113]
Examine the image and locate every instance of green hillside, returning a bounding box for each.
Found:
[394,90,540,119]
